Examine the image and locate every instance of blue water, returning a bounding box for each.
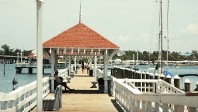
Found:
[133,65,198,89]
[0,64,52,93]
[0,64,198,93]
[111,64,198,89]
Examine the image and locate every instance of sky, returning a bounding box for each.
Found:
[0,0,198,53]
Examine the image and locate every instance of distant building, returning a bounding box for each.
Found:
[179,52,192,57]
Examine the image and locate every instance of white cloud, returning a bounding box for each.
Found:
[117,36,129,42]
[135,33,149,42]
[180,23,198,35]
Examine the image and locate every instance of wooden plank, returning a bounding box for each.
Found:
[32,68,123,112]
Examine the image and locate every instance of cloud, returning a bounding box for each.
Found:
[117,36,129,42]
[109,33,152,51]
[135,33,149,43]
[180,23,198,35]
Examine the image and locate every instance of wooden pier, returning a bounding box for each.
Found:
[15,63,65,74]
[32,68,124,112]
[15,66,37,74]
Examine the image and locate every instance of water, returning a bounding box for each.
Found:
[110,64,198,89]
[0,64,198,93]
[0,64,52,93]
[133,65,198,89]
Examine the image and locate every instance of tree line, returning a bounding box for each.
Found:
[0,44,32,56]
[113,50,198,61]
[1,44,197,61]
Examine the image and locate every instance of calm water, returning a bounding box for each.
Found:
[112,64,198,89]
[0,64,52,93]
[133,64,198,89]
[0,64,198,93]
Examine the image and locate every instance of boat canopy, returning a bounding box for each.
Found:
[164,70,173,78]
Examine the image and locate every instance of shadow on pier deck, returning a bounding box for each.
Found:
[33,68,124,112]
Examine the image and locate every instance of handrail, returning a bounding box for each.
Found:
[112,78,197,112]
[0,77,50,111]
[124,79,184,93]
[158,79,184,93]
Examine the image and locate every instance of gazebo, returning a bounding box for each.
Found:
[42,23,124,93]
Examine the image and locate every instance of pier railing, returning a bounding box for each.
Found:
[0,77,50,112]
[0,68,69,112]
[110,78,198,112]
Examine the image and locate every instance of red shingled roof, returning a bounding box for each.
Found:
[43,23,119,49]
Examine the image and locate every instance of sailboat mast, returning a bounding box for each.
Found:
[160,0,163,75]
[166,0,169,70]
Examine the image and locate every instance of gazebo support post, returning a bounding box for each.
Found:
[104,49,108,93]
[51,48,55,92]
[94,52,97,78]
[64,56,67,68]
[55,54,58,71]
[74,56,77,72]
[69,56,71,76]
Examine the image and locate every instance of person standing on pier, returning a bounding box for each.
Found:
[54,71,74,92]
[81,61,85,74]
[86,62,90,74]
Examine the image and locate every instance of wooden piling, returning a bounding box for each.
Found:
[118,67,122,78]
[114,67,117,78]
[132,69,135,79]
[184,79,190,92]
[28,67,33,74]
[155,73,159,79]
[149,73,154,92]
[142,71,146,92]
[126,68,129,78]
[4,61,5,75]
[165,75,171,84]
[146,71,150,92]
[115,67,118,78]
[136,71,141,88]
[111,68,113,77]
[123,68,126,78]
[16,67,22,73]
[174,75,180,89]
[160,74,165,80]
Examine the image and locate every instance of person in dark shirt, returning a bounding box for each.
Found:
[86,62,90,74]
[81,61,85,74]
[54,71,74,92]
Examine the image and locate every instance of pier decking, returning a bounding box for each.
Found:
[33,68,124,112]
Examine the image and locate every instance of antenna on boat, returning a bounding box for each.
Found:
[79,0,82,23]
